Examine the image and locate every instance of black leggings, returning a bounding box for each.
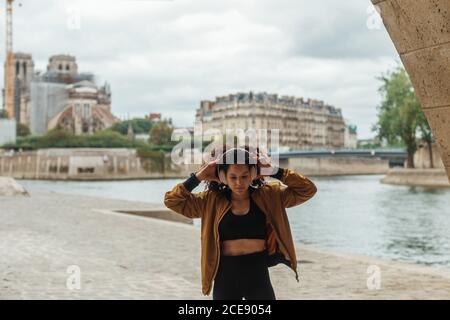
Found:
[212,249,276,300]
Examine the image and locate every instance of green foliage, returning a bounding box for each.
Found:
[110,118,155,135]
[0,128,175,152]
[0,127,177,173]
[149,121,174,145]
[373,65,424,167]
[0,109,8,119]
[417,108,432,143]
[347,125,357,135]
[17,123,31,137]
[416,107,435,167]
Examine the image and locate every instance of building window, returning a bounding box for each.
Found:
[75,103,81,116]
[84,104,90,118]
[77,167,94,174]
[58,64,62,70]
[66,65,70,71]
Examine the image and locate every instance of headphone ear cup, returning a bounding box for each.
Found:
[219,170,227,184]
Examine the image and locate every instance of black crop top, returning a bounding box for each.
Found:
[218,197,267,241]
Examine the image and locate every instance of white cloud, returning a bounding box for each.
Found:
[1,0,400,139]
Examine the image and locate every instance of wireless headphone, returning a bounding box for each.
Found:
[216,147,258,185]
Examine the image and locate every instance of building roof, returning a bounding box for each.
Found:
[49,54,76,62]
[72,80,97,89]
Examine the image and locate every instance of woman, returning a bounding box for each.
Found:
[164,145,317,299]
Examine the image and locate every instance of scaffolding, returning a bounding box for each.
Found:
[29,80,69,135]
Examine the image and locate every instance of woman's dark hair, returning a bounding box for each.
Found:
[204,143,267,198]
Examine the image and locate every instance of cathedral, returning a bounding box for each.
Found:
[3,53,118,135]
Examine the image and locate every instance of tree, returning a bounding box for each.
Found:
[17,123,31,137]
[0,109,8,119]
[417,110,434,168]
[373,66,422,168]
[110,118,154,135]
[149,121,173,145]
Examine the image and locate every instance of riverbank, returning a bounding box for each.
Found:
[0,148,392,181]
[1,190,450,299]
[381,168,450,188]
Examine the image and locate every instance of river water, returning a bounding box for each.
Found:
[20,175,450,269]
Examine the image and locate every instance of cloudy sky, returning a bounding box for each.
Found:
[2,0,401,139]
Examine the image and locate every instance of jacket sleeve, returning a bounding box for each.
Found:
[163,175,209,219]
[270,167,317,208]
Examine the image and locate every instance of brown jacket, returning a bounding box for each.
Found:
[163,167,317,296]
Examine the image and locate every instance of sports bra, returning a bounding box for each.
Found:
[218,197,267,241]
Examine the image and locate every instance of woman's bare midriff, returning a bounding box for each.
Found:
[221,193,266,256]
[221,239,266,256]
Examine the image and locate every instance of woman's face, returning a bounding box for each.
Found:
[226,164,252,195]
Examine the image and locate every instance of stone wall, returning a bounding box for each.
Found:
[0,148,392,180]
[0,148,197,180]
[414,142,445,169]
[381,168,450,188]
[287,156,390,176]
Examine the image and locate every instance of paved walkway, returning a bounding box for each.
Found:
[1,191,450,299]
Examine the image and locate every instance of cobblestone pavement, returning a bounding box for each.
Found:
[1,191,450,299]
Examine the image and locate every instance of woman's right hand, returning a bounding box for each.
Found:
[195,157,221,183]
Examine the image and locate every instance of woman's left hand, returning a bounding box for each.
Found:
[251,151,274,179]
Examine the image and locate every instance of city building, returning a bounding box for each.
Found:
[196,91,347,150]
[357,137,384,148]
[2,52,34,125]
[3,53,118,135]
[344,124,358,149]
[145,113,161,122]
[0,119,16,146]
